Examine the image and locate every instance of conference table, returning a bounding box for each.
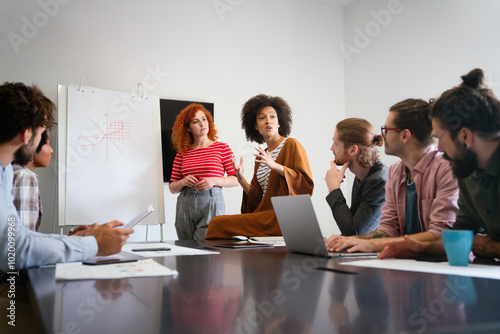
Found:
[26,240,500,334]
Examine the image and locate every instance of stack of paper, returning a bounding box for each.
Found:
[55,259,178,281]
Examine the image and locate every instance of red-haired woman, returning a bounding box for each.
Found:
[169,104,238,241]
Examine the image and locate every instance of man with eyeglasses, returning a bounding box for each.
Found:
[325,98,459,253]
[379,69,500,260]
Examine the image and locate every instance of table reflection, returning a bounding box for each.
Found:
[381,270,470,333]
[234,251,329,333]
[25,242,500,334]
[168,255,241,333]
[50,276,164,334]
[329,268,390,334]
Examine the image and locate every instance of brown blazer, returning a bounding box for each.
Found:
[205,138,314,239]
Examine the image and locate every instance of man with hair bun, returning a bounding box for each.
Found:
[380,68,500,260]
[325,118,387,236]
[326,99,459,253]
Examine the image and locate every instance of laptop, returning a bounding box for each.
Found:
[271,195,378,258]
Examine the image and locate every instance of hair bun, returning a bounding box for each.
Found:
[373,134,384,147]
[461,68,485,89]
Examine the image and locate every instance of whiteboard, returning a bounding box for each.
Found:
[57,84,164,228]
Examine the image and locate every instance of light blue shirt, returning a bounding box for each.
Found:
[1,162,97,271]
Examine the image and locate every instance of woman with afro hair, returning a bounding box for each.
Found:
[205,94,314,239]
[169,104,238,241]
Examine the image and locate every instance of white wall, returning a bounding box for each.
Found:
[0,0,345,240]
[5,0,497,240]
[343,0,500,171]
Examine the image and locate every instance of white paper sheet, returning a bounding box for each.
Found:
[341,259,500,280]
[249,237,286,247]
[55,259,177,280]
[122,243,220,257]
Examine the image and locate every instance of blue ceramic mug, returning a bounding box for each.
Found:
[442,230,473,266]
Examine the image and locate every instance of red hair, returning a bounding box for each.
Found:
[171,104,218,154]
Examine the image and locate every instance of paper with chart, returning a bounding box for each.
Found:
[55,259,177,280]
[63,84,163,227]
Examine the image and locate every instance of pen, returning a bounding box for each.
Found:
[132,247,171,252]
[315,267,358,275]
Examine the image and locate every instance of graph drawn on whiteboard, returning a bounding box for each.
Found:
[79,114,131,162]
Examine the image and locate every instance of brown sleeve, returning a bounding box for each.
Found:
[241,138,314,214]
[279,138,314,196]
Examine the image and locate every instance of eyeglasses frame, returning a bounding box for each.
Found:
[381,125,414,137]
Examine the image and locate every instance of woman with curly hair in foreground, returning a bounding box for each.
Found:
[205,94,314,239]
[169,103,238,241]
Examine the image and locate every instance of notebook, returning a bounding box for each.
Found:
[271,195,378,258]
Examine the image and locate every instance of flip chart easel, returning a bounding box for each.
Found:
[57,84,165,238]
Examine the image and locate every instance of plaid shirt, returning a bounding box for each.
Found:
[12,164,42,231]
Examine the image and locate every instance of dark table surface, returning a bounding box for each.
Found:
[26,240,500,334]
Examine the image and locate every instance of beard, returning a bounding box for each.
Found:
[334,151,349,166]
[14,136,37,165]
[334,157,347,166]
[443,143,478,179]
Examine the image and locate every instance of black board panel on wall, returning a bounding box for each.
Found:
[159,99,214,182]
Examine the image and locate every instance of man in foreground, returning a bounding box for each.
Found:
[0,82,133,271]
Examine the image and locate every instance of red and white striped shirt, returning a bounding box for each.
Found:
[170,141,236,184]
